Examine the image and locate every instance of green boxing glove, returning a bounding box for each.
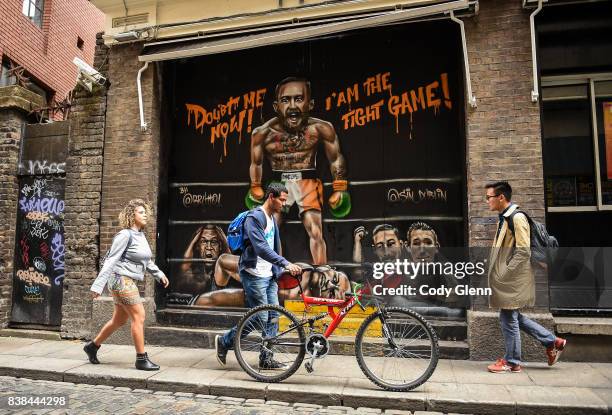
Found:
[329,180,352,218]
[245,182,264,209]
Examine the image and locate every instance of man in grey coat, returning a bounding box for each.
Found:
[485,181,566,373]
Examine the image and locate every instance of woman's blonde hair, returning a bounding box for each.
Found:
[118,199,153,229]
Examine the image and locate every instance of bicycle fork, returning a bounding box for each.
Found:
[379,311,400,350]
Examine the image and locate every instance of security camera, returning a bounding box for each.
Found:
[73,57,107,87]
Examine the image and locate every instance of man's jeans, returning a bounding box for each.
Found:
[500,309,556,365]
[220,271,279,352]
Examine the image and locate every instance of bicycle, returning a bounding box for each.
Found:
[233,265,439,391]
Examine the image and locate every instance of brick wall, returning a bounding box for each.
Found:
[0,108,24,327]
[0,0,104,101]
[99,42,161,300]
[61,33,108,338]
[464,0,547,309]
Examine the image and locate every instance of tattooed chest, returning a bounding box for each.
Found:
[264,130,319,154]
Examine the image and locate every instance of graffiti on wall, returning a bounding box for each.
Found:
[11,176,65,325]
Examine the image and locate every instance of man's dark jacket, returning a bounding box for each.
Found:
[239,207,289,278]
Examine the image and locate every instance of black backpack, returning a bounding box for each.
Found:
[506,209,558,266]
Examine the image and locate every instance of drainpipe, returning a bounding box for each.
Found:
[137,61,149,132]
[449,10,477,108]
[529,0,543,102]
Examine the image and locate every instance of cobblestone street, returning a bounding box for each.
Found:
[0,376,418,415]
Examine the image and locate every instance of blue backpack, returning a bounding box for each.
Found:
[227,210,251,254]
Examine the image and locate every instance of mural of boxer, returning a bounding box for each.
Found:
[189,258,351,307]
[174,224,232,294]
[245,77,351,265]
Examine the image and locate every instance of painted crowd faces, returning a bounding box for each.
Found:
[409,229,439,263]
[372,229,402,262]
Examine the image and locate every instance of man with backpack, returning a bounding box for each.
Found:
[215,182,302,369]
[485,181,566,373]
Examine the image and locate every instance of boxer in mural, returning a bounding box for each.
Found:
[245,77,351,265]
[189,257,351,306]
[174,224,234,294]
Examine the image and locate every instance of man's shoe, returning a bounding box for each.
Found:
[546,337,567,366]
[215,335,228,366]
[487,358,521,373]
[135,353,160,371]
[83,341,100,364]
[259,358,287,370]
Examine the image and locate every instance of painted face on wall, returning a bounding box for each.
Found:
[273,81,313,132]
[372,230,402,262]
[409,229,439,263]
[197,229,221,260]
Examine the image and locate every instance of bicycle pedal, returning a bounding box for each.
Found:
[304,362,314,373]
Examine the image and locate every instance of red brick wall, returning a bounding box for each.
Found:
[0,0,104,101]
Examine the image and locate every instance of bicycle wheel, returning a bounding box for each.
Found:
[234,304,306,383]
[355,307,439,391]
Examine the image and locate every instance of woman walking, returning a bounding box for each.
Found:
[84,199,169,370]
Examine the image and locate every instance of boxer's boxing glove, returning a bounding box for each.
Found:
[245,182,264,209]
[329,179,351,218]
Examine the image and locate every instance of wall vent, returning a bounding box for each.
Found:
[112,13,149,28]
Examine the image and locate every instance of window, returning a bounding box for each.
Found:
[0,59,16,87]
[22,0,44,27]
[77,37,84,51]
[542,76,612,211]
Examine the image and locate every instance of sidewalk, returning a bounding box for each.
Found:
[0,336,610,415]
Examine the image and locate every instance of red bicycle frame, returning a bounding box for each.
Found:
[299,291,364,338]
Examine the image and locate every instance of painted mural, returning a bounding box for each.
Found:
[163,21,466,311]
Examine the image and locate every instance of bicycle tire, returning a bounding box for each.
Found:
[355,307,439,391]
[234,304,306,383]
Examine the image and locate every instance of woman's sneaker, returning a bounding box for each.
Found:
[546,337,567,366]
[487,358,521,373]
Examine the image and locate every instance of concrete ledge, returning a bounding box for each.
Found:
[0,328,61,341]
[554,334,612,363]
[555,317,612,336]
[468,310,555,362]
[0,85,45,112]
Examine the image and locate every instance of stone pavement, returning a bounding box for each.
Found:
[0,375,453,415]
[0,336,610,415]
